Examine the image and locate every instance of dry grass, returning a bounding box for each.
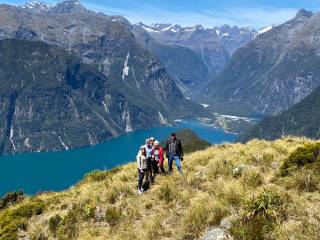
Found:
[1,137,320,240]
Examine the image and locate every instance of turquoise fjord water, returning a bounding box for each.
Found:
[0,120,236,197]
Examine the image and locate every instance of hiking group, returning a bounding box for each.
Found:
[136,133,184,195]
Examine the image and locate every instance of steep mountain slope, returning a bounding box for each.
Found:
[0,39,169,155]
[0,1,201,119]
[133,23,256,94]
[0,1,205,154]
[1,138,320,240]
[239,87,320,142]
[205,9,320,115]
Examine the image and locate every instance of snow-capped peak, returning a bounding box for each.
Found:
[258,25,276,35]
[22,1,50,11]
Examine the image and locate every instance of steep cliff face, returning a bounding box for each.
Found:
[205,9,320,116]
[0,39,170,155]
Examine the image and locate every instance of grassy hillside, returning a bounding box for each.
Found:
[161,129,211,154]
[1,138,320,240]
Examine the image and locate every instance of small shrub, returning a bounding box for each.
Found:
[0,191,24,210]
[105,207,122,226]
[12,201,45,218]
[0,200,44,240]
[280,143,320,176]
[83,167,121,183]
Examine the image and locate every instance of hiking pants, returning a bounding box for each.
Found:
[168,155,182,173]
[138,168,146,190]
[146,157,153,179]
[152,160,159,174]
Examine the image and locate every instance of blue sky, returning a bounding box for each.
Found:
[4,0,320,29]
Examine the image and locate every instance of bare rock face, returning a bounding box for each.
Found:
[205,9,320,116]
[0,1,203,154]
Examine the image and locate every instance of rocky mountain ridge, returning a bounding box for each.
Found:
[133,23,257,95]
[204,9,320,116]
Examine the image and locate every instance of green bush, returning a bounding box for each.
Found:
[83,167,121,183]
[105,207,122,226]
[0,191,24,210]
[12,201,45,218]
[0,200,45,240]
[280,143,320,176]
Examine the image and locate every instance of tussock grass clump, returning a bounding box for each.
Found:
[105,207,122,227]
[231,189,287,239]
[48,214,62,235]
[156,181,179,203]
[241,168,264,188]
[106,183,133,204]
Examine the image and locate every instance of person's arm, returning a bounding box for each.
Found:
[158,147,164,166]
[137,154,142,170]
[165,141,169,158]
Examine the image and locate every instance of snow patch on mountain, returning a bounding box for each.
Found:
[258,25,275,35]
[122,53,130,80]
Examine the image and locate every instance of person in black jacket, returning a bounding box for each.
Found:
[166,133,183,175]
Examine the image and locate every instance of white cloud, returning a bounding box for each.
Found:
[84,2,299,29]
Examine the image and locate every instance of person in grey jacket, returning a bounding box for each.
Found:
[137,145,147,194]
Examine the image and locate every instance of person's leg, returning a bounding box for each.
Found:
[168,155,174,173]
[174,156,183,175]
[153,160,159,174]
[160,164,166,174]
[138,169,144,190]
[148,158,154,182]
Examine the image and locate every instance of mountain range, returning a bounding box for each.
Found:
[133,23,257,95]
[0,0,203,154]
[204,9,320,116]
[238,86,320,142]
